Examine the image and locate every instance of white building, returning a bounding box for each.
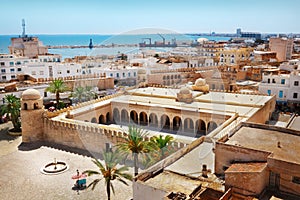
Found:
[0,54,61,82]
[259,70,300,104]
[22,62,82,80]
[84,64,139,86]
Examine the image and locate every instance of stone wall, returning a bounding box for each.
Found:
[214,142,271,175]
[247,95,276,124]
[42,114,186,155]
[225,163,269,197]
[268,157,300,196]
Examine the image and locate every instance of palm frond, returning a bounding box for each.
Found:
[87,178,102,190]
[83,170,100,176]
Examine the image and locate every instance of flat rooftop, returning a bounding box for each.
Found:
[144,170,203,195]
[226,162,267,173]
[226,126,300,165]
[288,116,300,131]
[110,87,273,118]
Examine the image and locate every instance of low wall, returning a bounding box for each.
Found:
[42,117,186,155]
[215,142,271,175]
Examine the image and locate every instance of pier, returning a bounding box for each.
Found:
[47,43,138,49]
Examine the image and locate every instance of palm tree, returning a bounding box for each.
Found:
[71,86,96,103]
[46,79,69,108]
[83,150,132,200]
[1,94,21,132]
[117,126,155,176]
[150,135,174,159]
[71,86,85,103]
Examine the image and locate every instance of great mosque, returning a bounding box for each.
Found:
[20,78,275,153]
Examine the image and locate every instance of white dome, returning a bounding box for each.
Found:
[195,78,206,86]
[179,87,191,94]
[22,89,41,100]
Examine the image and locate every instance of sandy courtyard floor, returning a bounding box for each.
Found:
[0,122,133,200]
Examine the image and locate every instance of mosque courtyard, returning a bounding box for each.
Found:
[0,122,133,200]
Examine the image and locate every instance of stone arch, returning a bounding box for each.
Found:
[113,108,120,123]
[149,113,158,127]
[23,103,28,110]
[99,114,105,124]
[121,109,129,124]
[91,117,97,123]
[106,112,111,124]
[207,121,218,133]
[173,116,182,131]
[196,119,206,135]
[130,110,138,124]
[139,112,148,126]
[161,114,170,130]
[184,118,194,131]
[34,102,39,109]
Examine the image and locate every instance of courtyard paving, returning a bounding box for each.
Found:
[0,122,133,200]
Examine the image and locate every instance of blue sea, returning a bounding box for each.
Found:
[0,34,231,59]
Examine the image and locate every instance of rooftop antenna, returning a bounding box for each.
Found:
[22,19,26,37]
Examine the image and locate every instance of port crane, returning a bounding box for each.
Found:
[141,38,152,45]
[157,33,165,45]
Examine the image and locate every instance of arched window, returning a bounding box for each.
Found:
[113,108,120,123]
[139,112,148,126]
[161,115,170,130]
[23,103,28,110]
[173,116,182,131]
[196,119,206,135]
[34,103,38,109]
[130,110,138,124]
[207,121,218,133]
[121,109,129,123]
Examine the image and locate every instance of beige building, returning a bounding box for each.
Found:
[215,122,300,198]
[219,47,254,66]
[269,37,293,62]
[9,37,48,58]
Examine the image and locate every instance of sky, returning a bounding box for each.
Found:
[0,0,299,35]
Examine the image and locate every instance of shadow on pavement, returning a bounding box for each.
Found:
[0,122,18,142]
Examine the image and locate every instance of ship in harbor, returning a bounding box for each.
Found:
[139,33,177,48]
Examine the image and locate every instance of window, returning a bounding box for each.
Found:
[123,72,125,77]
[110,73,113,77]
[1,69,5,73]
[67,70,70,74]
[281,79,285,84]
[295,81,299,86]
[133,72,136,77]
[293,177,300,184]
[272,79,276,83]
[39,71,44,75]
[57,71,62,74]
[10,68,15,72]
[293,93,298,99]
[267,90,271,95]
[16,61,21,65]
[116,73,119,78]
[128,72,130,77]
[0,62,4,66]
[9,62,14,66]
[279,91,283,98]
[32,71,36,75]
[268,78,270,83]
[11,75,16,79]
[17,68,22,72]
[2,76,6,80]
